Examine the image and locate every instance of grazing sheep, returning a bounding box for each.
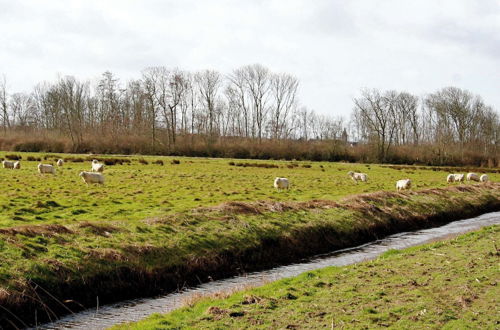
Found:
[91,159,104,172]
[57,159,64,167]
[348,171,368,183]
[13,161,21,169]
[2,160,15,169]
[446,174,455,183]
[453,174,465,182]
[466,172,480,182]
[79,171,105,184]
[396,179,412,191]
[38,163,56,174]
[480,174,489,183]
[274,177,290,190]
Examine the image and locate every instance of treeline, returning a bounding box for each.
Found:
[352,87,499,166]
[0,65,498,166]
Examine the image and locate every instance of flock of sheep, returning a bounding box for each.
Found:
[447,172,489,183]
[274,169,490,192]
[1,157,493,191]
[346,170,414,191]
[1,158,106,184]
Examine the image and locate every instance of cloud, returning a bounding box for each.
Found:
[0,0,498,116]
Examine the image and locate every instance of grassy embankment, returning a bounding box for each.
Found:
[116,225,500,329]
[0,151,499,327]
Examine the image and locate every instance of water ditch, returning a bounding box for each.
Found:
[37,211,500,329]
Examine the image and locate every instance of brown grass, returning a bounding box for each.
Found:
[78,222,122,236]
[193,184,499,219]
[196,200,340,215]
[0,224,72,237]
[182,281,269,309]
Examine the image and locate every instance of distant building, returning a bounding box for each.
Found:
[341,129,348,143]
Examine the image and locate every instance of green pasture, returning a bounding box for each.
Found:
[0,152,495,228]
[115,225,500,329]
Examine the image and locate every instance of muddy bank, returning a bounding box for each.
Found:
[1,184,499,329]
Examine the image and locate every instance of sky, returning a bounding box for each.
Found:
[0,0,499,117]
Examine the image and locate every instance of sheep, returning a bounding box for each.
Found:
[13,161,21,169]
[480,174,489,183]
[79,171,105,184]
[453,174,465,182]
[396,179,412,191]
[38,163,56,175]
[466,172,480,182]
[348,171,368,183]
[446,174,455,183]
[56,159,64,167]
[274,177,290,190]
[2,160,15,169]
[91,159,104,172]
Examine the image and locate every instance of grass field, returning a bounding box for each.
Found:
[115,225,500,329]
[0,151,498,327]
[0,152,497,228]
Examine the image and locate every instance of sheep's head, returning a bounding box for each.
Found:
[79,172,85,177]
[92,159,98,164]
[347,171,354,177]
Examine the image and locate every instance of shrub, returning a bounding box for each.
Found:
[153,159,164,165]
[229,162,278,169]
[138,158,149,165]
[5,154,22,160]
[64,157,85,163]
[14,141,64,153]
[171,159,181,165]
[104,159,117,166]
[5,154,23,160]
[26,156,41,161]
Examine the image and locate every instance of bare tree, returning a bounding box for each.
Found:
[270,72,299,139]
[141,68,160,148]
[227,68,251,137]
[243,64,270,142]
[10,93,35,128]
[195,70,222,138]
[0,76,9,134]
[353,89,397,161]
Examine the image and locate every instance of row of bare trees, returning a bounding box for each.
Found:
[0,67,498,165]
[0,65,347,150]
[352,87,499,163]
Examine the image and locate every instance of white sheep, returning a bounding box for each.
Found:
[274,177,290,190]
[446,174,455,183]
[2,160,15,169]
[348,171,368,183]
[91,159,104,172]
[396,179,412,191]
[57,159,64,167]
[466,172,480,182]
[79,171,105,184]
[13,161,21,169]
[453,174,465,182]
[38,163,56,175]
[480,174,489,183]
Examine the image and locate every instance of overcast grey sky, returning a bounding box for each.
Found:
[1,0,499,117]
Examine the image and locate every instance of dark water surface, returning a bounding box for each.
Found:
[37,212,500,330]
